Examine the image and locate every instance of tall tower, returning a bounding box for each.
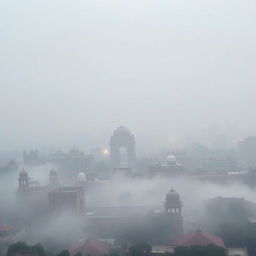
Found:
[110,126,136,170]
[164,188,183,237]
[18,169,29,191]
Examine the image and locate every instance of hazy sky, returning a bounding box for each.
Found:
[1,0,256,152]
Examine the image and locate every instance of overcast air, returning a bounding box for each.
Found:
[1,1,256,256]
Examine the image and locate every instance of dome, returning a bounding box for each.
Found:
[77,172,87,182]
[113,126,131,136]
[166,154,176,163]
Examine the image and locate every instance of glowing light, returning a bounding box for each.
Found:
[102,149,109,155]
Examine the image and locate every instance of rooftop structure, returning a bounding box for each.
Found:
[47,149,93,173]
[164,188,183,213]
[48,186,85,215]
[70,239,110,256]
[175,230,225,247]
[149,155,184,177]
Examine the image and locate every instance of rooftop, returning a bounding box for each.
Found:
[175,230,225,248]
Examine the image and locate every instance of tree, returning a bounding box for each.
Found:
[104,253,120,256]
[129,243,152,256]
[174,245,227,256]
[56,250,70,256]
[218,222,244,247]
[7,242,30,256]
[31,243,46,256]
[218,222,256,255]
[7,242,47,256]
[74,252,82,256]
[174,246,189,256]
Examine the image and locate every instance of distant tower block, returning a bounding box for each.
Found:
[110,126,136,170]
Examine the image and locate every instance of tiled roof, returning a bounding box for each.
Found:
[175,231,225,248]
[0,225,11,231]
[70,239,110,256]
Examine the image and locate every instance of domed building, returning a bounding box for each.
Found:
[166,155,177,166]
[163,188,184,238]
[148,155,184,177]
[164,188,183,213]
[110,126,136,171]
[113,126,132,137]
[76,172,87,186]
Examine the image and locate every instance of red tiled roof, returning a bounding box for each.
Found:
[70,239,110,256]
[175,231,225,248]
[0,225,11,231]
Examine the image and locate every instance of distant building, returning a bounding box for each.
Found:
[0,160,17,173]
[16,169,49,222]
[76,172,87,187]
[23,148,93,172]
[163,188,183,238]
[110,126,136,171]
[113,166,132,176]
[85,188,183,244]
[228,248,248,256]
[151,245,174,256]
[16,169,43,197]
[23,150,41,166]
[47,149,93,173]
[149,155,184,177]
[48,186,85,215]
[204,197,256,230]
[238,137,256,168]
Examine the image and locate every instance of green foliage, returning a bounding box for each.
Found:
[129,243,152,256]
[56,250,70,256]
[218,222,256,255]
[174,245,227,256]
[7,242,75,256]
[7,242,30,256]
[31,244,46,256]
[218,222,244,247]
[74,252,82,256]
[104,253,120,256]
[174,246,189,256]
[7,242,46,256]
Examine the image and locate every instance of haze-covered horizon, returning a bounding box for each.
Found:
[1,0,256,152]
